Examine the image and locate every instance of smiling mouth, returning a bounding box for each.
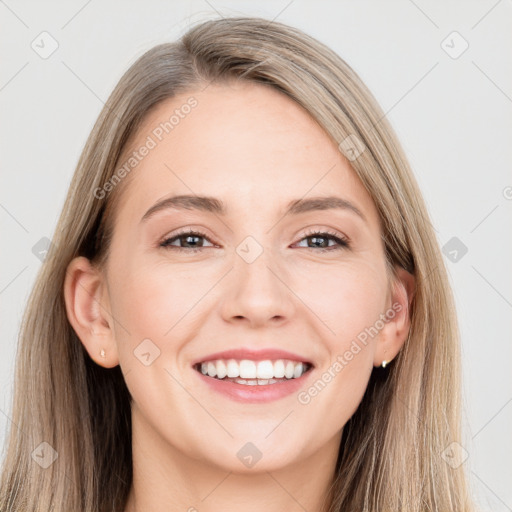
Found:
[193,359,313,386]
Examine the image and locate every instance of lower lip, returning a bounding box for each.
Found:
[193,367,314,403]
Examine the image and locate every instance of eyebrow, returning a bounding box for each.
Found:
[140,194,367,223]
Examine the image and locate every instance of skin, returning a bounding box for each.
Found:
[64,80,415,512]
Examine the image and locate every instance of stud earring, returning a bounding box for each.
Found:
[100,349,106,358]
[381,360,388,368]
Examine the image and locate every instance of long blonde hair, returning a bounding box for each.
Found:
[0,16,475,511]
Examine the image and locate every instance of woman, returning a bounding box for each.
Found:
[0,16,476,512]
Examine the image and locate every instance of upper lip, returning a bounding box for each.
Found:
[192,348,314,367]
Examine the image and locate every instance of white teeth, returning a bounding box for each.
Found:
[256,360,274,379]
[235,378,274,385]
[207,361,217,377]
[273,360,285,378]
[239,360,257,379]
[293,362,303,379]
[226,359,240,378]
[284,361,295,379]
[216,360,227,379]
[198,358,310,381]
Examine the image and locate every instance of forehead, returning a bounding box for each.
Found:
[114,80,379,227]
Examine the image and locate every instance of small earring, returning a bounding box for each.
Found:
[100,349,106,358]
[381,360,388,368]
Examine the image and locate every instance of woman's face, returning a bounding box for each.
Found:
[73,80,411,473]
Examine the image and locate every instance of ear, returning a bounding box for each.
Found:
[373,265,416,367]
[63,256,119,368]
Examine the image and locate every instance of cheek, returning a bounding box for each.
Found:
[289,257,388,342]
[107,255,223,364]
[291,259,387,424]
[107,260,209,423]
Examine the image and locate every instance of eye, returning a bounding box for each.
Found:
[159,228,351,254]
[293,229,350,252]
[159,229,215,253]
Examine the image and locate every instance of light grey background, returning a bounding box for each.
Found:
[1,1,511,510]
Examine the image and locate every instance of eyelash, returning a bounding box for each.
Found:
[159,228,350,253]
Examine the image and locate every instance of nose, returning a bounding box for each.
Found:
[220,247,295,328]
